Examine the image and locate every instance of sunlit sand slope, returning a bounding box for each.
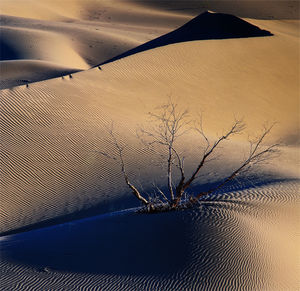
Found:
[1,0,298,87]
[99,11,273,66]
[0,17,299,234]
[0,0,191,88]
[0,0,83,21]
[0,0,189,24]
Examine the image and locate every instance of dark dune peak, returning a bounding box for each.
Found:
[176,11,273,39]
[98,11,273,66]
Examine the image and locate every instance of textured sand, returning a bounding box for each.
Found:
[2,0,298,87]
[0,0,299,290]
[0,0,190,88]
[1,13,299,234]
[0,60,81,89]
[1,181,299,290]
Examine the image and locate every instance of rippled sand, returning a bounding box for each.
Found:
[0,0,299,290]
[1,181,299,290]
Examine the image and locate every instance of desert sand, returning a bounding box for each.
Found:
[0,0,299,290]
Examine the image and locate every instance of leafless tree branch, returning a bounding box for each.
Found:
[137,101,189,202]
[169,119,246,207]
[100,101,279,213]
[101,123,150,207]
[194,124,280,200]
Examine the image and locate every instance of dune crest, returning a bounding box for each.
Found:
[0,1,299,290]
[99,11,273,66]
[0,15,299,234]
[0,0,193,87]
[0,60,82,89]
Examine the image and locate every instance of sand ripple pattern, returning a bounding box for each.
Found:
[1,31,299,233]
[0,78,155,233]
[0,180,299,290]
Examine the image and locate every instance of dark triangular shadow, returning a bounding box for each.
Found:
[97,11,273,66]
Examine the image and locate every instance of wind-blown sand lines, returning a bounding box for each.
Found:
[98,11,273,66]
[0,0,192,88]
[0,1,299,289]
[0,180,298,290]
[1,17,299,233]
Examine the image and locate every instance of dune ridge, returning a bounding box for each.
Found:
[1,19,299,234]
[0,0,192,88]
[98,11,273,66]
[0,1,299,290]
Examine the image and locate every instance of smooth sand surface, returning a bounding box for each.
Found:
[128,0,300,19]
[0,0,299,290]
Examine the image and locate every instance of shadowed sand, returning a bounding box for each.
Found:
[0,0,299,290]
[1,181,299,290]
[1,16,299,235]
[98,11,273,66]
[0,0,191,88]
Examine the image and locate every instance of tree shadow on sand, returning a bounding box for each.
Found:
[1,176,296,277]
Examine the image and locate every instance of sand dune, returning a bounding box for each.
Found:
[99,11,273,65]
[1,16,299,235]
[0,26,89,68]
[1,181,299,290]
[129,0,300,20]
[0,0,191,87]
[0,1,299,290]
[2,0,298,87]
[0,0,189,25]
[0,60,81,89]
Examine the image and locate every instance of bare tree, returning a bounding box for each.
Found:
[101,124,152,210]
[100,102,279,212]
